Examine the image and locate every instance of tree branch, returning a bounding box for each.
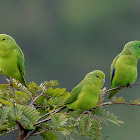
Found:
[33,129,49,136]
[91,101,140,111]
[105,81,140,94]
[35,106,66,125]
[30,92,44,107]
[84,111,107,127]
[23,127,40,140]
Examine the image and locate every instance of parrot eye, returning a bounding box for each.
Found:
[139,46,140,48]
[96,75,99,78]
[2,39,5,41]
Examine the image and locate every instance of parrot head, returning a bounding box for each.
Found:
[85,70,105,87]
[0,34,17,56]
[0,34,16,48]
[123,41,140,58]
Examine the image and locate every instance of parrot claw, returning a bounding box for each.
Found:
[126,83,132,88]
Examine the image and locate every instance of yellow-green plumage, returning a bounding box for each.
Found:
[108,41,140,99]
[64,70,105,110]
[0,34,26,86]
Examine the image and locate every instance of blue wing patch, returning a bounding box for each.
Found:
[111,68,115,83]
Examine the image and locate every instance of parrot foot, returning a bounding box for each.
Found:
[126,83,132,88]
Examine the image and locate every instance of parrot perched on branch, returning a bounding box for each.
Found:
[108,41,140,99]
[0,34,26,86]
[64,70,105,110]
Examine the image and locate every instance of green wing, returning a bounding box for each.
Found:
[64,83,83,105]
[110,54,120,83]
[108,54,121,99]
[15,47,26,86]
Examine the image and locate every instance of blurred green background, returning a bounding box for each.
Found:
[0,0,140,139]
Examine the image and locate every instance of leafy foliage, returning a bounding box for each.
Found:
[90,121,101,140]
[17,105,41,129]
[93,108,124,126]
[0,80,126,140]
[130,99,140,104]
[40,131,58,140]
[69,108,123,140]
[34,81,70,116]
[50,113,68,129]
[112,97,125,103]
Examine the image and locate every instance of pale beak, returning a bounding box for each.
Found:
[102,78,105,85]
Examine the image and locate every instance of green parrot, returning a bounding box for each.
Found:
[0,34,26,86]
[108,41,140,99]
[64,70,105,110]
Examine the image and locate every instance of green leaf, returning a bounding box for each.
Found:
[44,87,70,99]
[22,105,41,124]
[70,109,84,120]
[28,81,39,93]
[36,87,70,108]
[94,108,124,126]
[130,99,140,104]
[16,83,32,96]
[48,97,64,106]
[40,131,58,140]
[35,96,46,105]
[15,91,30,104]
[45,87,54,97]
[50,113,68,129]
[0,107,10,125]
[45,80,59,87]
[57,127,70,135]
[0,84,9,90]
[90,121,101,140]
[0,99,12,106]
[53,88,66,97]
[112,97,125,103]
[78,114,91,136]
[9,105,41,129]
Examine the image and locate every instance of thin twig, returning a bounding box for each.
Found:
[33,129,48,136]
[105,85,122,93]
[23,127,40,140]
[39,106,66,120]
[84,111,106,127]
[35,106,66,125]
[30,92,44,107]
[104,136,109,140]
[133,81,140,86]
[35,117,51,125]
[105,81,140,94]
[92,102,140,111]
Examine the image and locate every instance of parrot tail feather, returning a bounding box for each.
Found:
[108,89,118,99]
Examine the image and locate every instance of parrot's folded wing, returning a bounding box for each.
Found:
[15,48,26,86]
[110,54,120,84]
[64,84,82,105]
